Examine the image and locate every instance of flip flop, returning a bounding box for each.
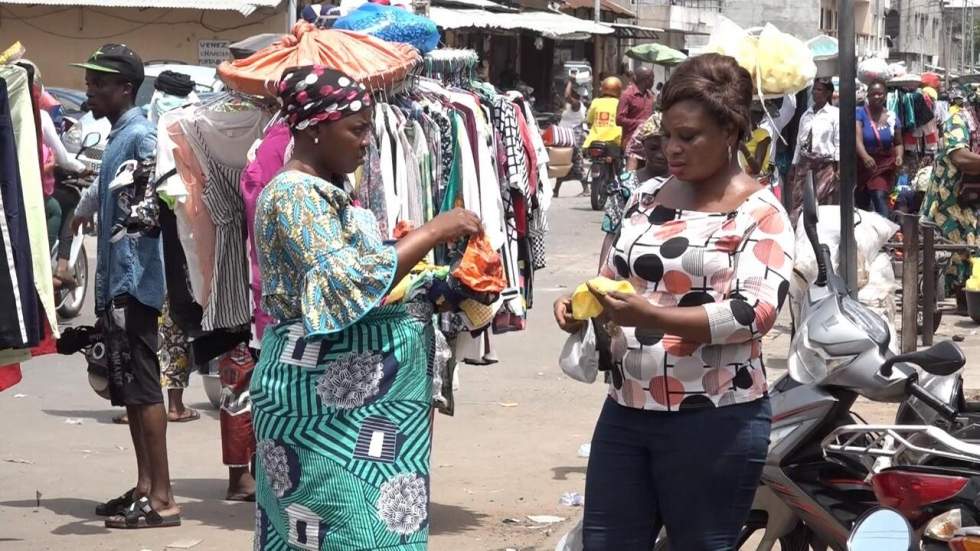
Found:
[225,492,256,502]
[168,409,200,423]
[95,488,136,517]
[105,497,181,529]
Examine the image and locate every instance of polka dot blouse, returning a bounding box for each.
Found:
[599,177,795,411]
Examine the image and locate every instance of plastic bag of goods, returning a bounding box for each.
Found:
[704,17,758,77]
[755,24,817,95]
[858,57,890,84]
[334,3,439,54]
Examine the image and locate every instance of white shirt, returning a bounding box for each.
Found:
[794,103,840,163]
[559,103,586,130]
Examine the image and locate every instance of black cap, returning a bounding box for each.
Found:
[72,43,144,83]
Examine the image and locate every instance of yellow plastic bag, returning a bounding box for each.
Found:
[756,24,817,96]
[704,17,758,77]
[571,277,636,320]
[965,258,980,292]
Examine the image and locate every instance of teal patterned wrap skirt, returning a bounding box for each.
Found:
[251,303,433,550]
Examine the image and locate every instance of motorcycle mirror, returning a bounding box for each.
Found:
[80,132,100,153]
[848,508,912,551]
[881,340,966,377]
[801,171,828,287]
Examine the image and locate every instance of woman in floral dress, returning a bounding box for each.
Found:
[251,66,481,550]
[921,86,980,299]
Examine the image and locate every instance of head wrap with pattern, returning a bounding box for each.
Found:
[277,65,372,131]
[633,111,663,144]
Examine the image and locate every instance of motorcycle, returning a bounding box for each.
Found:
[585,141,621,211]
[653,173,971,550]
[52,131,100,320]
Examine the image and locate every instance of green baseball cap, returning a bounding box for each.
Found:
[72,43,144,82]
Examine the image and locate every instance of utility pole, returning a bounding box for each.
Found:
[963,0,968,72]
[840,0,858,294]
[594,0,600,23]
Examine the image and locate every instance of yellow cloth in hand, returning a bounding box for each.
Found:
[571,277,636,320]
[966,258,980,292]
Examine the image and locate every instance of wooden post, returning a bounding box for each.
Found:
[901,215,920,353]
[922,228,936,346]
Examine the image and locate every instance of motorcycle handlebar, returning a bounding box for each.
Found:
[908,380,959,423]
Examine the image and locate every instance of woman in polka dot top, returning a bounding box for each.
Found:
[554,54,795,550]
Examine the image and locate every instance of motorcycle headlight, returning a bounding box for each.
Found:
[840,297,890,347]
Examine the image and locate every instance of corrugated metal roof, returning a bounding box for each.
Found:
[431,0,517,11]
[561,0,634,19]
[429,6,614,39]
[0,0,281,16]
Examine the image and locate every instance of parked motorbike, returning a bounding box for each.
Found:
[653,173,970,550]
[52,131,100,320]
[585,141,621,211]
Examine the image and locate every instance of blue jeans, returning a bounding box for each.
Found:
[869,190,891,218]
[583,397,771,551]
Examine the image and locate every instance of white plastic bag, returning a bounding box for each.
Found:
[790,207,899,322]
[704,16,758,77]
[858,57,891,84]
[559,323,598,383]
[556,516,585,551]
[756,24,817,95]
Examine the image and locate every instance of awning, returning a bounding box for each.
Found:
[429,7,614,39]
[431,0,517,11]
[561,0,635,18]
[0,0,280,16]
[611,23,662,40]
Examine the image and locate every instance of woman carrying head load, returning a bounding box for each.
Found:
[553,53,795,550]
[251,65,482,550]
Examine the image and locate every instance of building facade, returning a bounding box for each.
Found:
[886,0,943,73]
[0,1,288,89]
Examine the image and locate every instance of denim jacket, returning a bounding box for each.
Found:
[92,107,164,313]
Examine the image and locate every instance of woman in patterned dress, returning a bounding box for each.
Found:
[921,86,980,299]
[553,54,795,549]
[251,66,481,550]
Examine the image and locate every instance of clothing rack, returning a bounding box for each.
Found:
[422,49,478,86]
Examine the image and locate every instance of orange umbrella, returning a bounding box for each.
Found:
[218,21,421,97]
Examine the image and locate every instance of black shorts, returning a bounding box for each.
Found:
[104,295,163,407]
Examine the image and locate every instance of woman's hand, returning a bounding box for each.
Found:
[589,283,655,328]
[895,153,904,168]
[553,294,585,334]
[427,208,483,243]
[861,155,877,169]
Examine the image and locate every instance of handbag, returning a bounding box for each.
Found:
[558,322,598,383]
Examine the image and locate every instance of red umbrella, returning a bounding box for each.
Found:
[218,21,421,97]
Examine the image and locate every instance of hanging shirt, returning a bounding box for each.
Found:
[584,97,622,148]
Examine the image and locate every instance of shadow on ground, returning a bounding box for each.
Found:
[2,482,254,536]
[551,465,587,481]
[429,502,488,536]
[42,409,121,425]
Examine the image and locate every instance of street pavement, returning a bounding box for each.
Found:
[4,186,980,550]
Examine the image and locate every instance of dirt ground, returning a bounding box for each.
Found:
[3,189,980,551]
